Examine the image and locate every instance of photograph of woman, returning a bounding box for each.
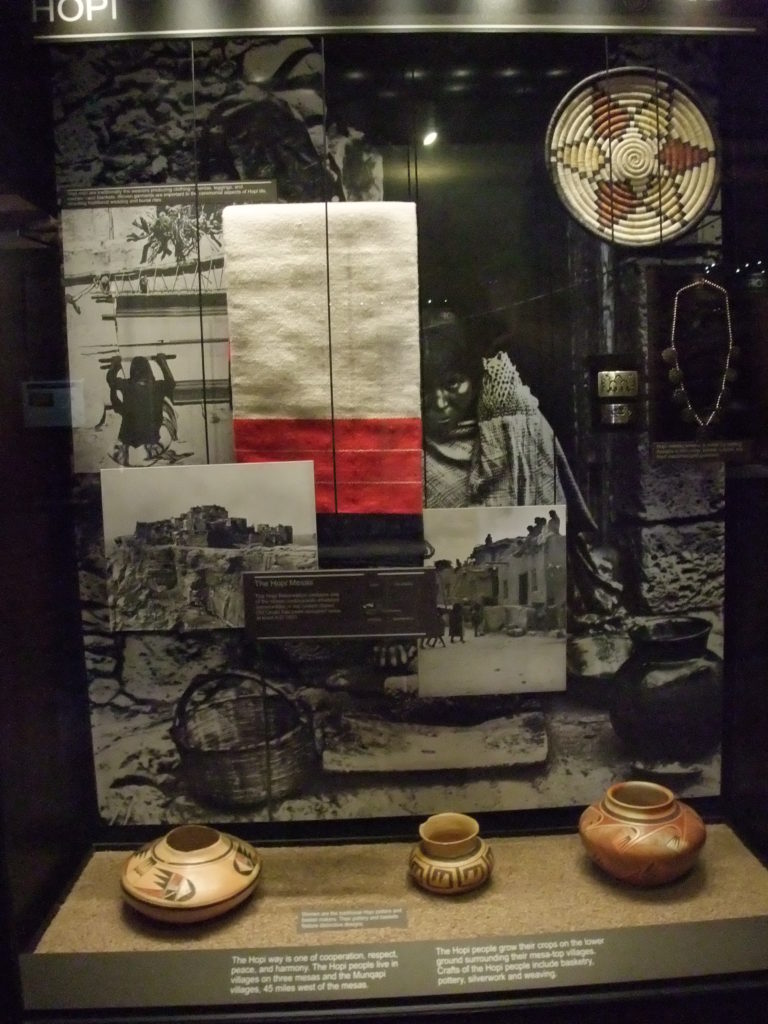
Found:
[421,307,621,621]
[105,352,177,466]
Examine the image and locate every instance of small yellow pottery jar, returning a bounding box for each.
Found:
[121,824,262,923]
[579,780,706,887]
[409,812,493,895]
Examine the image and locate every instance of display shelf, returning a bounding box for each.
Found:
[19,825,768,1017]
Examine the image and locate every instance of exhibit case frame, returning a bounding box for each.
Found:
[2,2,768,1022]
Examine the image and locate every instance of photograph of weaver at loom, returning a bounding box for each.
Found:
[105,352,176,466]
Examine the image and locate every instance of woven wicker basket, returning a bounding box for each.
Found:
[171,671,317,807]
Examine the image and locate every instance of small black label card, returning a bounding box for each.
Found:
[243,568,434,639]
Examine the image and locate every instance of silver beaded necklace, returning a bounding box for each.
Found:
[661,278,738,430]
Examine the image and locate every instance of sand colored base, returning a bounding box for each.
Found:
[34,825,768,955]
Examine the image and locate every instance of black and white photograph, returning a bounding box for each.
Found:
[62,192,236,473]
[54,33,384,477]
[46,32,726,828]
[100,461,318,631]
[420,505,567,696]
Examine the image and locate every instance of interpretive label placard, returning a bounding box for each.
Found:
[243,568,432,639]
[21,917,768,1011]
[229,947,402,998]
[60,181,276,209]
[651,439,752,461]
[22,380,85,428]
[298,907,408,932]
[432,935,605,988]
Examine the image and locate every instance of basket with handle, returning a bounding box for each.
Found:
[170,670,318,807]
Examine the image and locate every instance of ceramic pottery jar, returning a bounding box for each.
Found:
[579,780,706,886]
[408,812,493,895]
[610,616,722,761]
[121,824,261,923]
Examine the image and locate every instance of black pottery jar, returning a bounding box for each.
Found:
[610,616,722,761]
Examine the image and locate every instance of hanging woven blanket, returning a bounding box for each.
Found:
[222,202,422,514]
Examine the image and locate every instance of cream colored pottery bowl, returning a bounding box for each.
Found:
[409,812,493,895]
[121,824,261,923]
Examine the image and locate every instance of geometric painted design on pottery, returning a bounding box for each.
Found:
[130,847,158,877]
[578,787,706,886]
[233,843,258,876]
[134,868,196,903]
[121,828,263,922]
[408,841,493,895]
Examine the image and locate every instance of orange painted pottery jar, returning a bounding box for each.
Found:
[121,824,261,923]
[408,812,493,895]
[579,780,706,886]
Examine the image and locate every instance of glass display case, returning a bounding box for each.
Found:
[2,3,768,1022]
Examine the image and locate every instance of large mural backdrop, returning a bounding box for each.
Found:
[53,34,727,826]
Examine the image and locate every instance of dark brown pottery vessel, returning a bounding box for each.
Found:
[579,780,706,886]
[609,616,722,760]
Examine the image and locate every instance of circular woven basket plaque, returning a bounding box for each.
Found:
[545,67,719,247]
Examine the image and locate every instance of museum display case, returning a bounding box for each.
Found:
[2,3,768,1022]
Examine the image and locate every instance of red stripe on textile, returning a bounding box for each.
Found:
[334,418,423,450]
[336,482,423,514]
[234,417,422,451]
[233,416,425,513]
[335,449,423,483]
[234,450,336,481]
[233,418,334,451]
[314,483,337,513]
